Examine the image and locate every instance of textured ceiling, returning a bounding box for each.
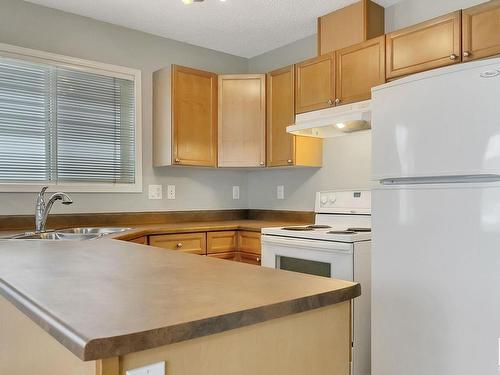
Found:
[25,0,402,58]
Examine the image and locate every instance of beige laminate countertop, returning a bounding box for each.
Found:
[0,219,360,362]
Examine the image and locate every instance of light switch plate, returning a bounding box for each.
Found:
[125,361,165,375]
[277,185,285,200]
[232,186,240,200]
[167,185,176,200]
[148,185,162,200]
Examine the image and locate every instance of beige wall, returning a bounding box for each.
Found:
[0,0,250,215]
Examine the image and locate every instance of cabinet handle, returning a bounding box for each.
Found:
[287,159,293,164]
[256,257,261,262]
[327,99,333,105]
[449,54,458,61]
[260,161,265,166]
[335,98,341,105]
[176,243,183,248]
[174,158,180,163]
[463,51,471,58]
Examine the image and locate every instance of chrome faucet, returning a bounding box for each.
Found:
[35,186,73,233]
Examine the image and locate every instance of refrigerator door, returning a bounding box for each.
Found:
[372,185,500,375]
[372,57,500,181]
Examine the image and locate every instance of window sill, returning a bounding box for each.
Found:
[0,183,143,193]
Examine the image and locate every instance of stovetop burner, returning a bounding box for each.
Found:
[306,225,332,229]
[327,230,357,235]
[282,226,314,231]
[347,227,371,232]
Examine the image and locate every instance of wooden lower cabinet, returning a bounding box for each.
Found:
[207,252,238,261]
[335,36,385,105]
[128,236,148,245]
[462,0,500,62]
[149,233,207,255]
[237,231,261,254]
[207,231,238,254]
[386,11,462,79]
[238,252,261,266]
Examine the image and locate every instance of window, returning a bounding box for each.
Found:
[0,43,141,192]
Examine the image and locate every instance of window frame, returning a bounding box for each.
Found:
[0,42,142,193]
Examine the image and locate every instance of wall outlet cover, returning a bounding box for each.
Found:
[167,185,175,200]
[232,185,240,200]
[125,361,165,375]
[148,185,162,200]
[277,185,285,200]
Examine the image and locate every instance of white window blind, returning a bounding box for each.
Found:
[0,55,137,187]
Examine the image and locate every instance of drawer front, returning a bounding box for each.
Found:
[149,233,206,255]
[239,252,261,266]
[207,251,238,261]
[207,231,238,254]
[129,236,148,245]
[238,231,261,255]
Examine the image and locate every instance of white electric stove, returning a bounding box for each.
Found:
[261,190,371,375]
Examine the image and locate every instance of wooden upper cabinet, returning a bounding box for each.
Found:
[462,0,500,62]
[267,66,295,167]
[172,65,218,167]
[295,53,335,114]
[218,75,266,167]
[267,66,323,167]
[318,0,385,55]
[386,11,462,80]
[335,36,385,105]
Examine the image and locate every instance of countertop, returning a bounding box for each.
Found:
[0,219,360,362]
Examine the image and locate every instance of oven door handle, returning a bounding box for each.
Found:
[261,235,353,253]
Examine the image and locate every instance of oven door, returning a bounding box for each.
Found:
[261,234,354,281]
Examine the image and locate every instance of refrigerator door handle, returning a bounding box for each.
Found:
[379,174,500,185]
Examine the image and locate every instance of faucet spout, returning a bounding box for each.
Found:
[34,187,73,233]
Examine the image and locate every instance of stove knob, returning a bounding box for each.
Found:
[320,195,328,205]
[328,194,336,203]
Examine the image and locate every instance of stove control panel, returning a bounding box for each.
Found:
[316,190,371,214]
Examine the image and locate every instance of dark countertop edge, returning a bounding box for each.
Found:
[83,283,361,361]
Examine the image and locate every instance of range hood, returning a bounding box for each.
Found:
[287,100,371,138]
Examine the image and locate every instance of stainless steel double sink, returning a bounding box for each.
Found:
[7,227,132,241]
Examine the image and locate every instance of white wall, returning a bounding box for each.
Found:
[0,0,249,215]
[246,0,485,211]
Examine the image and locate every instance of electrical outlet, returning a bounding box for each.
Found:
[277,185,285,200]
[148,185,162,200]
[126,362,165,375]
[232,186,240,200]
[167,185,176,200]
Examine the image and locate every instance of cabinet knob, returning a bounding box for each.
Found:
[335,98,341,104]
[449,54,458,60]
[463,51,471,58]
[174,158,180,163]
[327,99,334,105]
[176,243,183,248]
[260,161,265,166]
[287,159,293,164]
[256,257,261,262]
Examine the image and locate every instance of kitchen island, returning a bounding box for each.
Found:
[0,238,360,375]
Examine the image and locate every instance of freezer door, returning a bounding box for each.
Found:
[372,57,500,181]
[372,186,500,375]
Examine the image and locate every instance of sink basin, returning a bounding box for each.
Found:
[56,227,132,235]
[9,232,101,240]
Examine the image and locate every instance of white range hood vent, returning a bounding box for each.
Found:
[287,100,371,138]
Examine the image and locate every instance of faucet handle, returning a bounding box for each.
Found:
[39,186,48,196]
[36,186,49,205]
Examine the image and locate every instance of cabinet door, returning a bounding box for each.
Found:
[207,231,238,254]
[149,233,207,255]
[335,36,385,105]
[295,53,335,114]
[218,75,266,167]
[129,236,148,245]
[267,66,295,167]
[238,252,261,266]
[207,252,238,261]
[462,0,500,62]
[386,11,462,79]
[172,65,217,167]
[237,231,261,255]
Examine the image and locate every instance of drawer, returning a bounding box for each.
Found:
[149,233,206,255]
[207,251,238,261]
[237,231,261,255]
[207,231,238,254]
[129,236,148,245]
[238,252,261,266]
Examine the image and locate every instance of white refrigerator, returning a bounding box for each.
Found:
[371,56,500,375]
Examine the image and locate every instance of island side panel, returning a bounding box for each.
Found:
[0,296,112,375]
[119,301,351,375]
